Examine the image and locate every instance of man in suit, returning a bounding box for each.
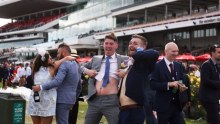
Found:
[81,32,128,124]
[144,76,158,124]
[2,61,11,88]
[199,44,220,124]
[117,34,159,124]
[150,42,188,124]
[33,43,81,124]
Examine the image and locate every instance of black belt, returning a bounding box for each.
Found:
[119,104,142,110]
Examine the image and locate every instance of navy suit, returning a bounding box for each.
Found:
[150,59,186,124]
[126,49,159,106]
[118,49,159,124]
[198,59,220,124]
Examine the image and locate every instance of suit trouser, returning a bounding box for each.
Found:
[144,95,157,124]
[69,101,79,124]
[157,100,184,124]
[56,103,74,124]
[118,106,145,124]
[201,101,220,124]
[84,94,119,124]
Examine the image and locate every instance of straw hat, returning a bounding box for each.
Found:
[71,48,79,57]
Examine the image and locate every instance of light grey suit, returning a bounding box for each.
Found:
[81,54,128,124]
[42,61,80,124]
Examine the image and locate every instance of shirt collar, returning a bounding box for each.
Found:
[211,58,217,65]
[105,53,116,59]
[164,57,173,66]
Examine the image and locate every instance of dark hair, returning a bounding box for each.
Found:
[209,44,220,56]
[58,43,71,54]
[105,32,118,43]
[32,53,51,79]
[132,34,148,46]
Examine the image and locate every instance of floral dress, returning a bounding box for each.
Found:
[27,67,57,116]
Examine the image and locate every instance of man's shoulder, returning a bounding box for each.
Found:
[115,54,128,59]
[92,55,103,58]
[174,61,182,66]
[61,60,77,66]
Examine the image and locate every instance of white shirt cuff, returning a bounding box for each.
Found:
[40,85,43,90]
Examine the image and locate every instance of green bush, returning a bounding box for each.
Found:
[188,72,206,119]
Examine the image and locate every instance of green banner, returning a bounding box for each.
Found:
[13,103,24,124]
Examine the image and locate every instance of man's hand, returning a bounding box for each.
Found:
[168,81,179,89]
[153,111,157,119]
[85,69,97,78]
[32,85,41,92]
[116,69,127,78]
[179,83,188,92]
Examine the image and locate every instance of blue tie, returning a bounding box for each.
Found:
[102,56,111,87]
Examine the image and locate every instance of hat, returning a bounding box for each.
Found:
[71,48,79,57]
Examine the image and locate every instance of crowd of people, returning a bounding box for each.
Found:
[0,32,219,124]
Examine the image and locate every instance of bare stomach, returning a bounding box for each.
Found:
[96,77,119,95]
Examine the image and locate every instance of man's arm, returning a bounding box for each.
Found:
[33,61,69,91]
[150,64,179,91]
[132,49,159,62]
[81,57,98,78]
[201,62,220,89]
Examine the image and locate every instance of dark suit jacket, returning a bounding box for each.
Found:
[199,59,220,103]
[181,73,191,106]
[150,59,186,112]
[125,49,159,106]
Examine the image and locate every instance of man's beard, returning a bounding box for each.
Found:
[59,54,65,60]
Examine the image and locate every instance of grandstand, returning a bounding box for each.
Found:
[47,0,220,55]
[1,0,220,62]
[0,0,96,62]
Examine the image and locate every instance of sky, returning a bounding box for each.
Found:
[0,18,10,26]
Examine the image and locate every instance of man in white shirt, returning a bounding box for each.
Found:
[81,33,128,124]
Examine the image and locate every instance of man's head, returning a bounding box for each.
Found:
[164,42,179,61]
[103,32,118,56]
[128,34,147,56]
[4,61,10,68]
[209,44,220,61]
[57,43,71,60]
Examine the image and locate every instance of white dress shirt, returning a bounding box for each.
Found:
[95,53,118,81]
[25,66,32,77]
[164,57,174,90]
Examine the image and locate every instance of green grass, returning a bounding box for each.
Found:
[77,102,107,124]
[0,81,2,88]
[185,118,206,124]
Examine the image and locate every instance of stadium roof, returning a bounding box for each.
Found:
[0,0,79,18]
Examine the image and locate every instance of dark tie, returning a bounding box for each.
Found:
[102,56,111,87]
[170,63,177,94]
[169,63,175,80]
[215,64,219,72]
[215,64,220,79]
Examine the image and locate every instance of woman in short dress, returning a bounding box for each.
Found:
[27,49,74,124]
